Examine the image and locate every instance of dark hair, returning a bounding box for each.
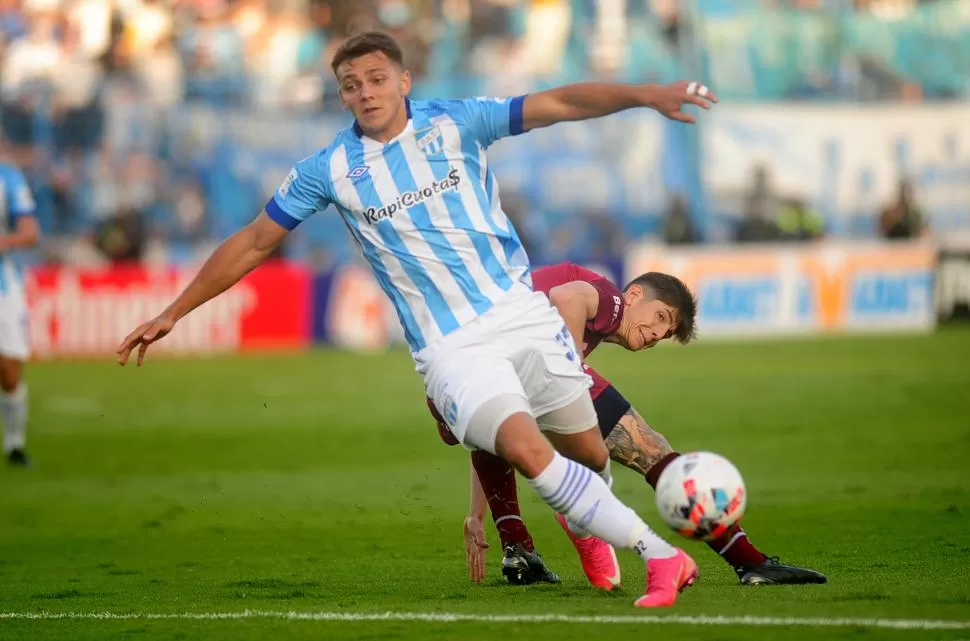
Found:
[624,272,697,344]
[331,31,404,75]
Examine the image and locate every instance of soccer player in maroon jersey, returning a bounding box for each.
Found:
[430,262,827,588]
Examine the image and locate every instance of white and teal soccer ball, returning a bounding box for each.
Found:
[655,452,747,541]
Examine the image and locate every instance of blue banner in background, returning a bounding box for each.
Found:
[310,270,336,345]
[310,264,406,351]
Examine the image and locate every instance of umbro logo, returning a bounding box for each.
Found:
[347,166,370,179]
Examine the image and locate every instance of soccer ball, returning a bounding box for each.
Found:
[655,452,747,541]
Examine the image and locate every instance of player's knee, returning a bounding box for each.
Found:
[501,438,552,479]
[0,359,21,393]
[545,425,609,472]
[573,430,610,471]
[494,412,554,479]
[0,375,19,393]
[586,437,610,471]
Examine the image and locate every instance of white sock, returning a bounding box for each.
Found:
[0,383,27,454]
[531,453,677,559]
[564,461,613,538]
[631,525,679,561]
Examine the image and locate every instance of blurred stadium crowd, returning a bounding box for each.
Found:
[0,0,966,268]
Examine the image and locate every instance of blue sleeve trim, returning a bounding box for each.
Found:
[265,197,301,230]
[509,95,526,136]
[9,210,35,219]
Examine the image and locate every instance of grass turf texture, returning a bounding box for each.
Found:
[1,329,969,640]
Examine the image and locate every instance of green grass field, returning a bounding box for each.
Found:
[2,329,970,640]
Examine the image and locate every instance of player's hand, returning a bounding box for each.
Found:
[646,81,718,124]
[463,516,489,584]
[116,315,176,367]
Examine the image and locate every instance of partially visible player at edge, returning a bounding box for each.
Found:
[117,31,719,607]
[430,262,827,587]
[0,160,41,466]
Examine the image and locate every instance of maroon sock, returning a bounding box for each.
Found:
[470,450,535,553]
[645,452,766,568]
[705,523,766,568]
[644,452,681,490]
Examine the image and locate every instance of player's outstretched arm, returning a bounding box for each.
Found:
[604,407,674,477]
[468,459,489,523]
[463,460,489,583]
[522,80,718,131]
[0,215,40,253]
[116,211,288,366]
[547,281,599,354]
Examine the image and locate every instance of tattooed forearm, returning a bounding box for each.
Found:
[604,407,674,475]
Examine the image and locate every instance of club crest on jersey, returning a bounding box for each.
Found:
[346,165,370,180]
[416,125,444,156]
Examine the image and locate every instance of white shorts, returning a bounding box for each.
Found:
[416,282,596,453]
[0,287,29,361]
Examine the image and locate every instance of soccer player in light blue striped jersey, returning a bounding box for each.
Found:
[0,161,41,466]
[118,31,718,607]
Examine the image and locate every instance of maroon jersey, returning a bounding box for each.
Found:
[531,262,625,358]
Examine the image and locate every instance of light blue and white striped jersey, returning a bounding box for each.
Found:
[266,97,533,354]
[0,162,36,296]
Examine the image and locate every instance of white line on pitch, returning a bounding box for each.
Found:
[1,611,968,630]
